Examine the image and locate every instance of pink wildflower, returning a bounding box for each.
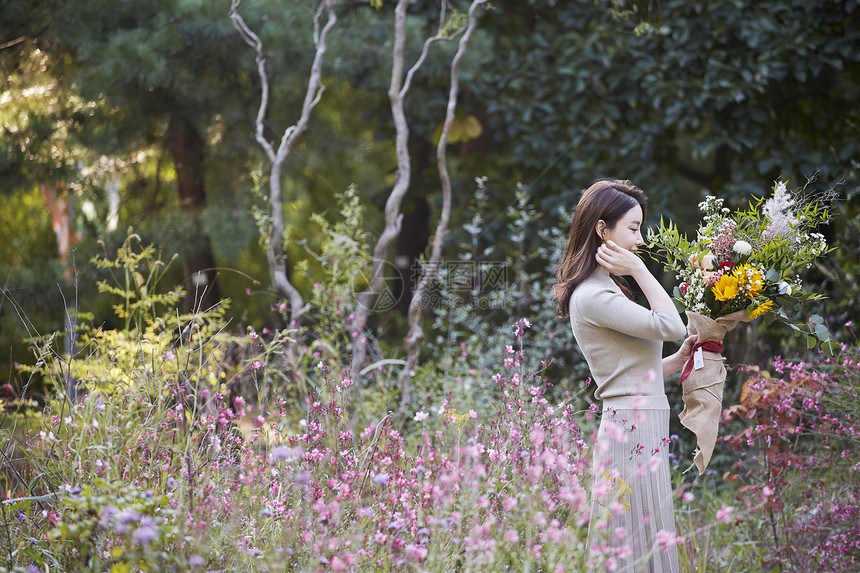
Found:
[655,529,682,550]
[716,505,734,523]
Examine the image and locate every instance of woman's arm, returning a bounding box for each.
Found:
[596,240,685,326]
[662,335,698,377]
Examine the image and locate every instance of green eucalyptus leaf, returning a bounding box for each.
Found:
[821,340,840,356]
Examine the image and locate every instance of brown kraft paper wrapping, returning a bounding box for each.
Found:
[679,310,751,475]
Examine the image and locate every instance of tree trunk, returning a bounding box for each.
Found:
[166,115,221,314]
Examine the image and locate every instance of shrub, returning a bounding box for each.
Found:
[721,345,860,572]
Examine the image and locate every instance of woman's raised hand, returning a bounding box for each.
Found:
[595,240,647,277]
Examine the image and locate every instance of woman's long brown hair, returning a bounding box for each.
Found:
[553,179,647,317]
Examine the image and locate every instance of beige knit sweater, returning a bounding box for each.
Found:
[569,271,686,410]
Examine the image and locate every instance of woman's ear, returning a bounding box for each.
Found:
[595,219,606,241]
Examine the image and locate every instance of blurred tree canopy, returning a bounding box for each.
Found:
[1,0,859,385]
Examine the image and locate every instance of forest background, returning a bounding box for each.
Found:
[1,0,860,571]
[4,0,859,387]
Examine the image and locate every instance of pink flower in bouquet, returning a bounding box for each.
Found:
[689,252,716,279]
[711,220,738,262]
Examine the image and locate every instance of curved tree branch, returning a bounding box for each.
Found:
[230,0,337,326]
[398,0,486,415]
[348,0,464,384]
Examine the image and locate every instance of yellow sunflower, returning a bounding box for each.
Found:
[712,274,740,301]
[748,300,774,319]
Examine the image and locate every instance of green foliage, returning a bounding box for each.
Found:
[472,0,860,215]
[45,480,183,572]
[90,233,184,331]
[674,483,770,572]
[0,45,86,193]
[306,185,371,342]
[410,177,591,421]
[0,236,264,570]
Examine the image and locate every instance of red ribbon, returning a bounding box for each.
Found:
[679,341,724,384]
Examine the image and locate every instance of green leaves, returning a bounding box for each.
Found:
[90,232,184,331]
[800,314,839,356]
[646,216,697,270]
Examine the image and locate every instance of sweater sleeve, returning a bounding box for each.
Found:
[573,283,687,341]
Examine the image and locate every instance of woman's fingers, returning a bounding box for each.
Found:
[596,243,623,272]
[596,241,641,275]
[595,244,616,270]
[679,334,698,358]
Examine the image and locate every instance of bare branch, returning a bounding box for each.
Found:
[229,1,275,162]
[348,0,411,382]
[349,0,470,384]
[402,30,457,97]
[0,36,26,51]
[398,0,486,413]
[230,0,337,325]
[276,0,337,164]
[351,1,411,381]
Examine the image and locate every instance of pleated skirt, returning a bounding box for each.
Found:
[588,408,680,573]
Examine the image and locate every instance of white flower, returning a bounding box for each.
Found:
[414,411,429,422]
[778,281,792,295]
[732,240,752,255]
[762,182,798,241]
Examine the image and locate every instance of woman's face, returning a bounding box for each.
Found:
[600,204,644,252]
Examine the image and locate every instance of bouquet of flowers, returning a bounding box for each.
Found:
[647,180,835,474]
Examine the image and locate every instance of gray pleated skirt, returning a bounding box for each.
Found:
[588,407,680,573]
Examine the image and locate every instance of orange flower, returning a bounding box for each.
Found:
[748,300,774,319]
[712,274,739,301]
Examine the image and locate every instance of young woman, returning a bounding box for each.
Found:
[554,179,696,572]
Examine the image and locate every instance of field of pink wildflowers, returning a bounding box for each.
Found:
[1,315,605,571]
[1,239,858,572]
